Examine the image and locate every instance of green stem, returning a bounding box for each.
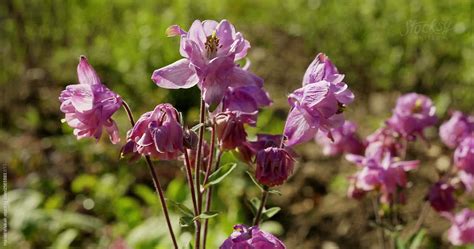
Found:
[253,187,269,226]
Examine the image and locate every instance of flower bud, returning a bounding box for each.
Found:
[255,147,295,187]
[428,181,456,213]
[214,111,254,151]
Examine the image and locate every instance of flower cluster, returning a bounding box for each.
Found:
[344,93,437,204]
[60,19,359,248]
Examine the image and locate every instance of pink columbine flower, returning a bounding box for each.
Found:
[219,85,272,119]
[446,209,474,245]
[365,127,407,158]
[346,152,419,203]
[59,56,122,144]
[214,111,255,151]
[220,224,286,249]
[235,134,288,165]
[440,111,474,148]
[256,147,295,187]
[152,20,263,107]
[386,93,437,140]
[454,135,474,174]
[284,53,354,147]
[123,104,183,160]
[316,121,366,156]
[428,181,456,213]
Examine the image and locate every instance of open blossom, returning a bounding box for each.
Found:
[454,135,474,174]
[284,53,354,147]
[386,93,437,140]
[123,104,183,160]
[256,147,295,187]
[440,111,474,148]
[59,56,122,144]
[447,209,474,245]
[428,181,456,213]
[220,224,286,249]
[346,152,419,202]
[152,19,264,107]
[316,121,365,156]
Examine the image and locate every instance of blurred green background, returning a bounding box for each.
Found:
[0,0,473,248]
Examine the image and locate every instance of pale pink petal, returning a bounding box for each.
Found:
[151,59,199,89]
[77,56,101,85]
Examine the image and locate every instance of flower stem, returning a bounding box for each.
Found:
[183,150,199,216]
[253,187,269,226]
[121,101,178,249]
[202,150,223,249]
[194,98,206,249]
[202,124,216,187]
[144,156,179,249]
[372,197,387,249]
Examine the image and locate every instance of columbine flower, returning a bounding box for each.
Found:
[316,121,366,156]
[284,54,354,147]
[365,127,407,158]
[220,224,286,249]
[123,104,183,160]
[219,85,272,119]
[428,181,456,213]
[346,152,419,203]
[386,93,437,140]
[454,135,474,174]
[234,134,288,165]
[214,111,255,151]
[152,20,263,107]
[446,209,474,245]
[440,111,474,148]
[256,147,295,187]
[59,56,122,144]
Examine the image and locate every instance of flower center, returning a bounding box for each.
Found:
[205,31,219,59]
[412,98,424,113]
[336,102,345,114]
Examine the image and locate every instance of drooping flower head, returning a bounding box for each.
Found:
[59,56,122,144]
[386,93,437,140]
[284,53,354,147]
[316,121,366,156]
[218,85,272,119]
[346,152,419,203]
[428,181,456,213]
[220,224,286,249]
[454,135,474,174]
[365,127,407,158]
[446,209,474,245]
[214,111,255,151]
[152,20,264,107]
[234,134,288,165]
[440,111,474,148]
[256,147,295,187]
[122,104,183,160]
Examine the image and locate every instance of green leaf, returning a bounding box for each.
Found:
[193,211,219,221]
[246,197,261,215]
[191,123,204,132]
[166,199,194,218]
[52,228,78,249]
[179,216,194,228]
[263,207,281,219]
[268,189,282,196]
[408,229,426,249]
[246,171,264,191]
[204,163,237,188]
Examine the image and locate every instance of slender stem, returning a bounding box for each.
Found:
[122,102,178,249]
[194,99,206,249]
[122,101,136,126]
[253,187,269,226]
[184,150,199,216]
[202,150,223,249]
[202,124,216,187]
[412,201,430,235]
[372,197,387,249]
[144,156,179,249]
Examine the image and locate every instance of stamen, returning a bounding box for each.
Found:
[205,31,219,59]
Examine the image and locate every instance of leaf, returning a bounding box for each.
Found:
[408,229,426,249]
[263,207,281,219]
[268,189,282,196]
[52,228,78,249]
[246,197,261,215]
[166,199,194,218]
[204,163,237,188]
[193,211,219,221]
[179,216,194,228]
[245,171,264,191]
[191,123,205,132]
